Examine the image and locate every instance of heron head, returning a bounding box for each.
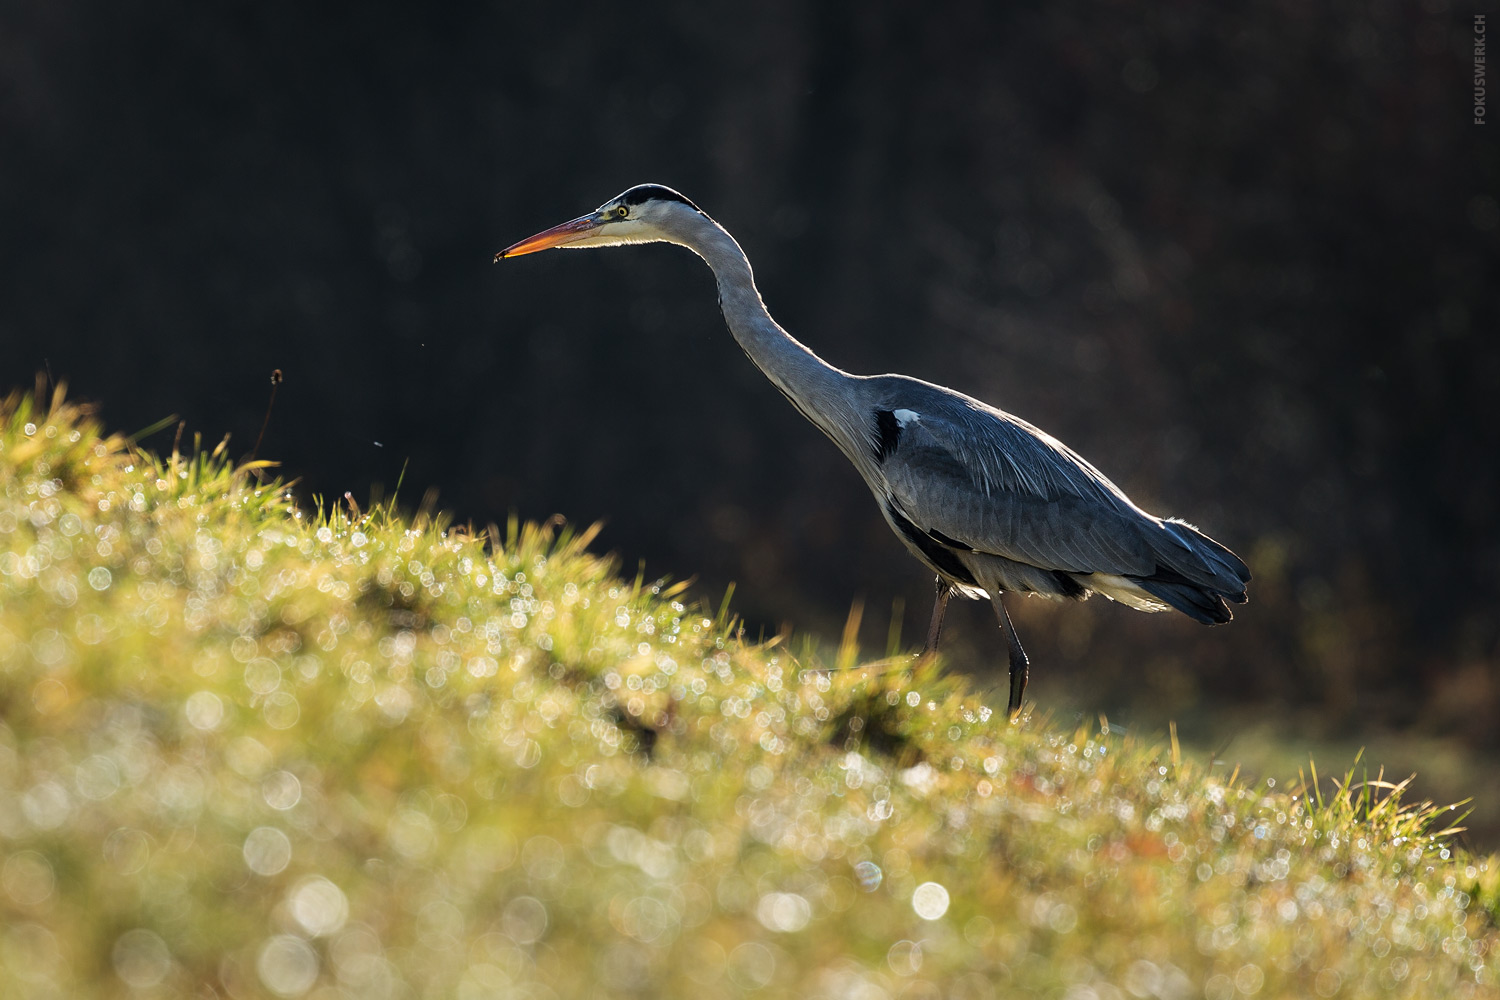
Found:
[496,184,706,259]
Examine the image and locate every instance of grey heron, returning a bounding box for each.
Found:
[497,184,1250,716]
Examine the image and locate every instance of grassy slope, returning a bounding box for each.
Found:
[0,387,1497,1000]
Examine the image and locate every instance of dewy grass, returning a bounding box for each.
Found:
[1,385,1497,999]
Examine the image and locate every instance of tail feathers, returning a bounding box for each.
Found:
[1135,576,1234,624]
[1157,518,1251,599]
[1085,518,1250,623]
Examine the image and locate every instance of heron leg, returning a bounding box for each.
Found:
[988,592,1029,717]
[919,577,953,657]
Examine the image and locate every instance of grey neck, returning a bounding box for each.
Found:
[664,211,867,456]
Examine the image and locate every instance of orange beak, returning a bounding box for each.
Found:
[494,213,604,260]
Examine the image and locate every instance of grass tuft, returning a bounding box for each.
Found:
[1,386,1497,998]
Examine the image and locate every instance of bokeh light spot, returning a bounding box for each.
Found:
[262,770,303,811]
[257,934,320,997]
[244,826,293,876]
[263,691,301,729]
[185,691,225,730]
[290,877,349,937]
[500,896,548,944]
[911,881,950,920]
[2,851,56,906]
[727,941,776,990]
[112,929,171,989]
[756,892,811,933]
[854,860,883,892]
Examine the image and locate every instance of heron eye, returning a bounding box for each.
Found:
[616,206,629,218]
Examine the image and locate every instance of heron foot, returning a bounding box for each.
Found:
[1005,641,1030,718]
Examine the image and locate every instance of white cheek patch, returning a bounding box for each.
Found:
[893,409,921,426]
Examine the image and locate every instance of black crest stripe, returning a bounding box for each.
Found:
[621,184,702,212]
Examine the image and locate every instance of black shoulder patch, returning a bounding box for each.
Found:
[620,184,702,211]
[886,502,978,587]
[873,410,902,462]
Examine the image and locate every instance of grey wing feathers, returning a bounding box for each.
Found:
[881,401,1150,571]
[876,388,1250,620]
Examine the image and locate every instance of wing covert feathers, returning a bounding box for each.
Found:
[871,385,1250,622]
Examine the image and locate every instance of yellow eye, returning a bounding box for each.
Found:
[616,206,629,218]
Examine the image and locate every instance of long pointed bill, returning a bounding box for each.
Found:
[494,214,604,260]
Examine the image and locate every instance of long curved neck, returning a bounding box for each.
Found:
[666,212,865,450]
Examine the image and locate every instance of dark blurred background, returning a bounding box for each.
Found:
[4,1,1498,829]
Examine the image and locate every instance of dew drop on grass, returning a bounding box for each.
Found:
[185,691,225,731]
[2,922,61,983]
[20,781,71,831]
[887,939,922,976]
[521,835,564,880]
[30,679,67,719]
[112,929,171,989]
[257,934,319,997]
[515,739,542,769]
[263,691,301,729]
[467,655,498,678]
[227,736,273,779]
[756,892,811,933]
[622,895,676,942]
[501,896,548,944]
[74,754,121,801]
[911,882,950,920]
[289,876,349,937]
[432,793,468,833]
[103,828,151,875]
[899,762,938,797]
[262,771,302,811]
[330,927,388,989]
[556,774,589,808]
[245,657,282,695]
[464,827,518,874]
[2,850,56,905]
[1122,960,1163,996]
[727,941,775,990]
[374,685,412,723]
[244,827,293,876]
[387,810,437,860]
[598,940,651,988]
